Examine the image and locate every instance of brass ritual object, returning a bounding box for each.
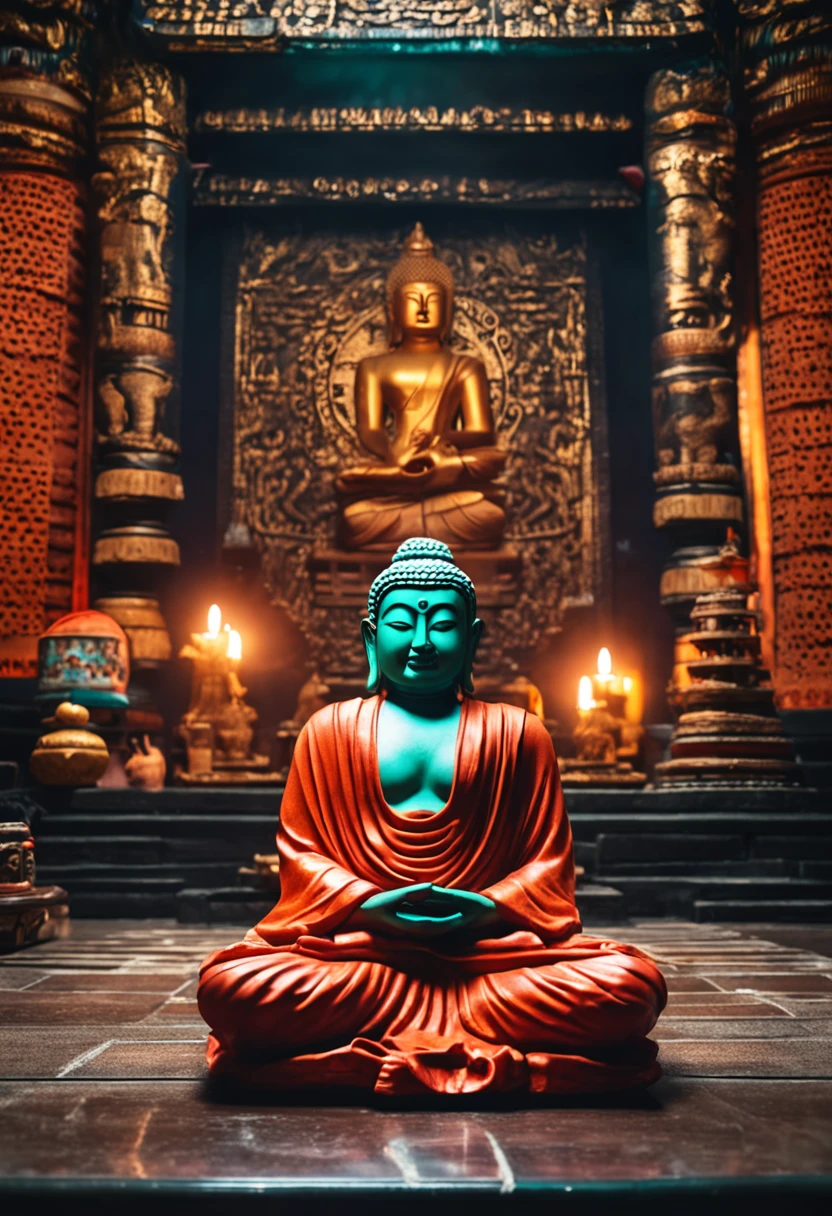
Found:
[29,703,110,788]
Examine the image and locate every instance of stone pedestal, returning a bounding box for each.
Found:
[0,823,68,952]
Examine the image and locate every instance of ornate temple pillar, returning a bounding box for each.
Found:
[741,2,832,715]
[645,63,746,679]
[0,4,94,678]
[91,60,187,723]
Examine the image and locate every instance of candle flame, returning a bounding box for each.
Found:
[226,629,242,661]
[577,676,594,712]
[207,604,221,636]
[597,647,612,677]
[623,676,633,694]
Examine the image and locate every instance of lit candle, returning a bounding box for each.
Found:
[592,647,614,702]
[227,629,242,662]
[207,604,221,637]
[577,675,595,716]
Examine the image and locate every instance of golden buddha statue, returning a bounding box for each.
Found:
[336,224,507,550]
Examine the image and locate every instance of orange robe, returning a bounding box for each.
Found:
[198,696,666,1095]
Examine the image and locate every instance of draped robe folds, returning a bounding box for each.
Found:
[336,355,507,550]
[198,696,667,1096]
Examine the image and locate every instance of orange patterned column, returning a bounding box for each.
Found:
[742,2,832,708]
[0,20,92,678]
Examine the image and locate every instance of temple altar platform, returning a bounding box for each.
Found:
[0,919,830,1213]
[23,786,832,924]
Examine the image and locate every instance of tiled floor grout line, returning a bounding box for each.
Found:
[56,1040,115,1078]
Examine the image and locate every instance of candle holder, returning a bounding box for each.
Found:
[175,607,282,786]
[559,668,646,788]
[559,700,647,788]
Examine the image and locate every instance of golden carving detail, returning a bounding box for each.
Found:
[137,0,712,47]
[232,223,602,679]
[94,468,184,501]
[196,174,638,209]
[646,62,743,623]
[93,60,186,465]
[194,105,632,135]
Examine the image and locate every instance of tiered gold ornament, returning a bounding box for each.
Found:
[656,587,799,787]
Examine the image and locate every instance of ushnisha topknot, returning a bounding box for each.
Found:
[367,538,477,626]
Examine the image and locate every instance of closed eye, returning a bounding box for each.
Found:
[384,621,413,631]
[430,621,458,632]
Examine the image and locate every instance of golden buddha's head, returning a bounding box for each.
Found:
[386,223,454,347]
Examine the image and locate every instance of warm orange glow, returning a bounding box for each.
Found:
[597,647,612,678]
[623,676,632,694]
[207,604,222,636]
[226,629,242,661]
[577,676,594,712]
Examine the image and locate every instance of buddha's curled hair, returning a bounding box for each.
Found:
[366,537,477,626]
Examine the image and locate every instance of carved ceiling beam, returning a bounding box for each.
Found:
[740,0,832,712]
[91,58,188,722]
[0,0,95,678]
[131,0,715,52]
[194,173,639,208]
[192,106,634,135]
[645,60,746,688]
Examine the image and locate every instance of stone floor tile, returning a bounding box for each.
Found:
[709,974,832,994]
[764,998,832,1018]
[0,992,167,1025]
[654,1019,812,1040]
[660,1038,832,1078]
[0,1078,830,1182]
[0,970,48,990]
[0,1029,112,1078]
[662,1002,786,1018]
[64,1039,207,1080]
[663,976,722,993]
[32,974,189,993]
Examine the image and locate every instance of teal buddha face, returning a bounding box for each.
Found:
[362,587,482,696]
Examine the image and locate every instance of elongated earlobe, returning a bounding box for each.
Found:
[461,618,483,695]
[361,619,381,694]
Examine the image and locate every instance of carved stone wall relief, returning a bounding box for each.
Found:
[230,223,605,685]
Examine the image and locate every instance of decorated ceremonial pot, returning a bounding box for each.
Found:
[37,610,130,710]
[29,703,110,787]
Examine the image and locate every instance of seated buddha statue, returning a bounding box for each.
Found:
[336,224,507,551]
[198,538,667,1096]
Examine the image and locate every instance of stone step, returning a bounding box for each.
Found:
[575,883,627,924]
[177,887,274,925]
[35,836,168,866]
[801,860,832,879]
[596,832,747,865]
[595,859,795,878]
[753,835,832,860]
[595,874,832,917]
[36,814,276,853]
[569,811,832,842]
[37,862,241,887]
[694,899,832,924]
[68,891,182,918]
[51,875,186,895]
